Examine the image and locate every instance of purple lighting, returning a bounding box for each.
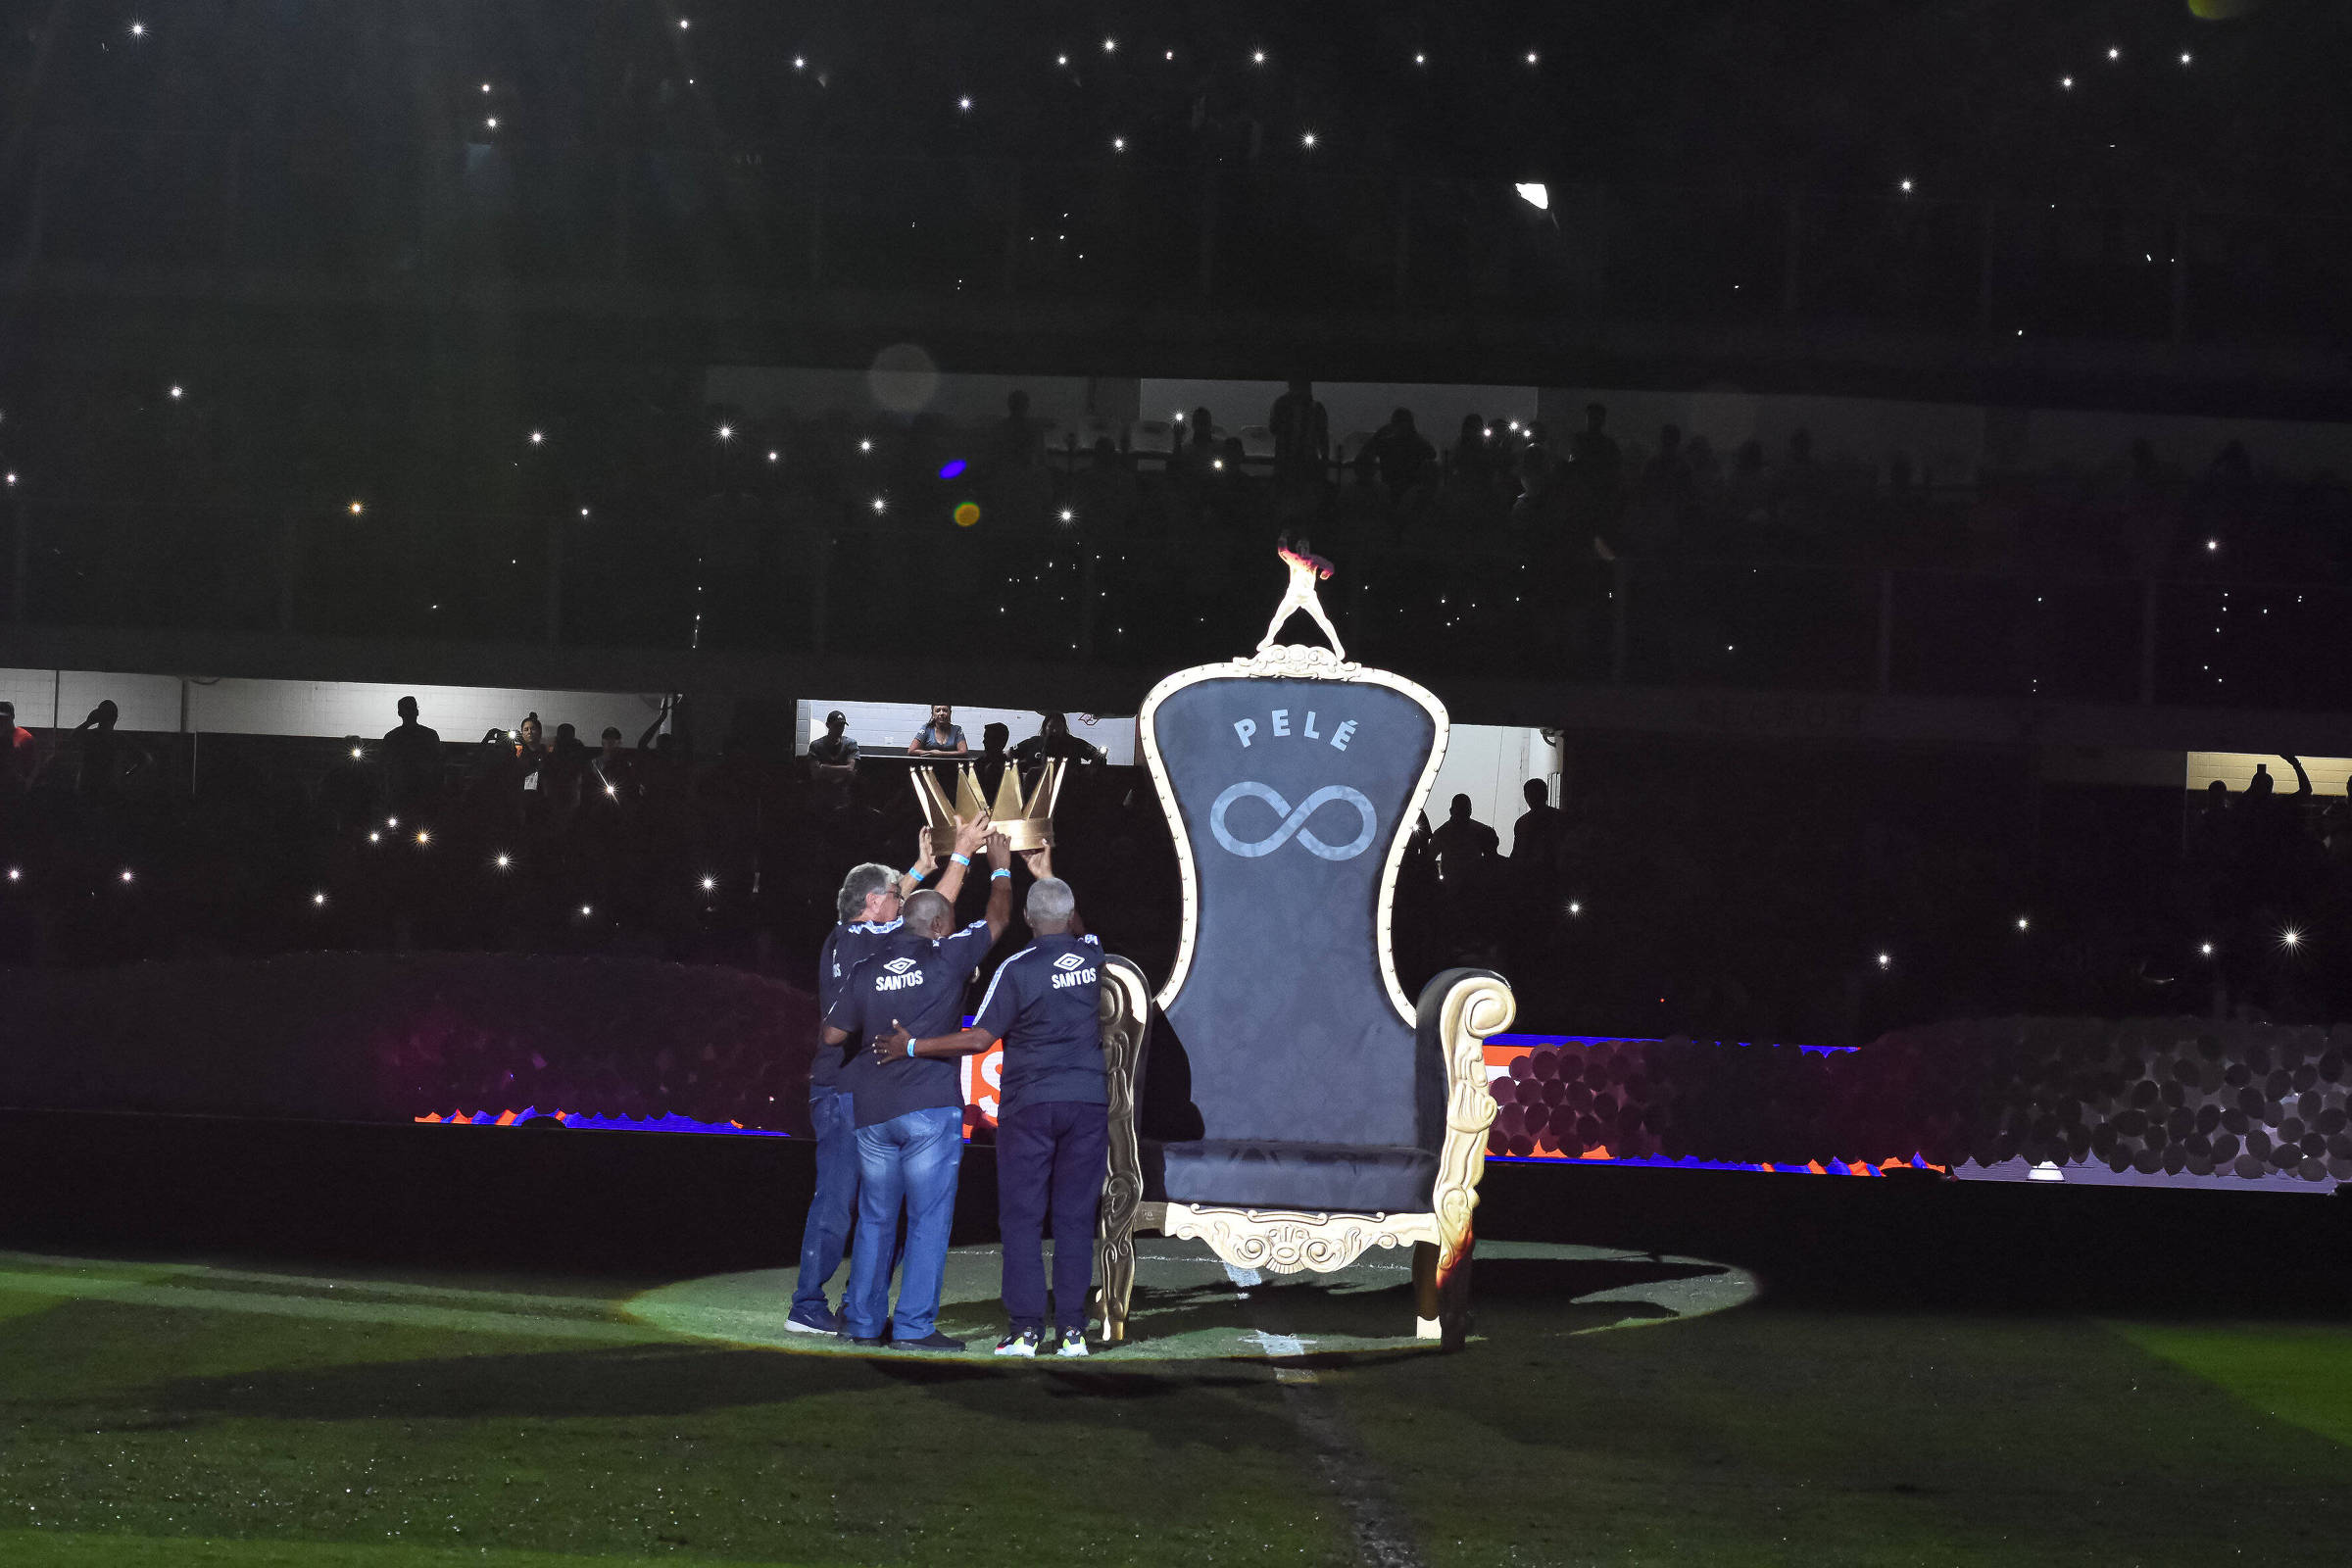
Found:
[937,459,967,479]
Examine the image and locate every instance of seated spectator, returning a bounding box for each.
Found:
[808,710,858,783]
[1012,712,1104,769]
[910,704,968,755]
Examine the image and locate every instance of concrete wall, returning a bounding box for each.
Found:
[0,668,670,745]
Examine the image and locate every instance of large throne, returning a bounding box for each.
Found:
[1095,644,1514,1347]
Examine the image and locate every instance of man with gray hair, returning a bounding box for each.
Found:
[877,848,1105,1358]
[787,810,988,1336]
[820,831,1015,1348]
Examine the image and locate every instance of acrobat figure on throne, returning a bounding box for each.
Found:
[1257,533,1346,660]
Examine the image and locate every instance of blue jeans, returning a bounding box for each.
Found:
[996,1100,1108,1336]
[844,1105,966,1341]
[791,1083,859,1315]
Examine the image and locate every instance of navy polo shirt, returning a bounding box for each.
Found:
[829,921,995,1129]
[812,917,902,1090]
[972,933,1105,1116]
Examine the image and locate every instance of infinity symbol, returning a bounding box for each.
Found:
[1208,781,1378,861]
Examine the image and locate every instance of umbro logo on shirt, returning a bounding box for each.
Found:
[1050,950,1098,991]
[884,957,918,974]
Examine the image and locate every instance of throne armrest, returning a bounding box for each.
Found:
[1414,968,1515,1279]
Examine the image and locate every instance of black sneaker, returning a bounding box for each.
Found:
[897,1331,965,1352]
[784,1302,839,1336]
[1054,1328,1090,1358]
[992,1328,1042,1358]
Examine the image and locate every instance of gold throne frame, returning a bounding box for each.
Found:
[1095,644,1512,1345]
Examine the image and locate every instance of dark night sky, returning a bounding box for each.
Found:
[7,1,2350,209]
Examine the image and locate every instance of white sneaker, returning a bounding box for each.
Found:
[1055,1328,1090,1358]
[993,1328,1041,1358]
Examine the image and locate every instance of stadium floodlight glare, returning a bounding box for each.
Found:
[1877,952,1892,969]
[1515,182,1549,211]
[702,876,717,892]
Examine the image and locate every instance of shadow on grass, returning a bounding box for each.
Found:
[130,1342,1306,1450]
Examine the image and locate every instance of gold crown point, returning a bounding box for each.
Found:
[910,758,1066,854]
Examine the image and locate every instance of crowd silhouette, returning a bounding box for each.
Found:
[8,690,2352,1049]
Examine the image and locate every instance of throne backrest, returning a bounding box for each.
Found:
[1140,662,1446,1149]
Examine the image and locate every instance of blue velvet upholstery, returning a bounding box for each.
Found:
[1149,1139,1439,1213]
[1137,670,1465,1215]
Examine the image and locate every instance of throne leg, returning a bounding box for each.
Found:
[1413,1238,1475,1348]
[1096,1214,1136,1344]
[1411,1241,1441,1339]
[1437,1236,1474,1350]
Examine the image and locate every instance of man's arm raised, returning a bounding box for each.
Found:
[931,811,990,905]
[980,832,1015,943]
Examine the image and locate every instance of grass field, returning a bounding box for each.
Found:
[2,1237,2350,1567]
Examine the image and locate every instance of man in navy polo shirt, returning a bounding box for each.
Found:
[787,811,988,1337]
[823,831,1014,1350]
[879,858,1103,1359]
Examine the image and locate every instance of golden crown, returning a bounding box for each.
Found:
[910,759,1067,854]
